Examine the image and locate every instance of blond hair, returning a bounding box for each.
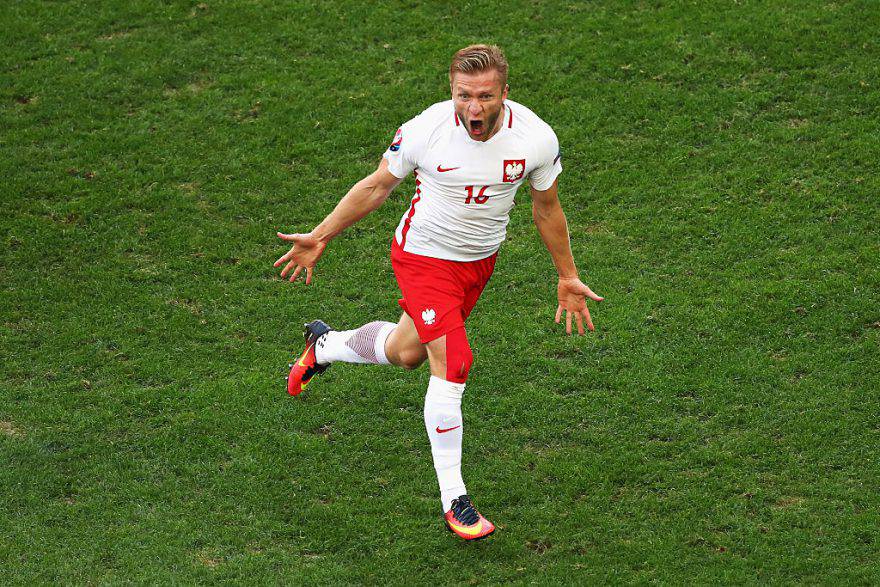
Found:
[449,44,508,86]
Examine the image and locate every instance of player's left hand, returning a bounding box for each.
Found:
[555,277,603,335]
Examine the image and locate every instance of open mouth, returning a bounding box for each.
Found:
[469,119,483,136]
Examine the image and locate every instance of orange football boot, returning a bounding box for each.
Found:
[286,320,332,396]
[444,495,495,540]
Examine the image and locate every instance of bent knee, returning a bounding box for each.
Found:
[396,348,427,370]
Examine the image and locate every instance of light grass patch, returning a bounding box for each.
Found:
[167,297,203,316]
[195,550,222,569]
[774,496,805,509]
[0,421,23,438]
[98,30,133,41]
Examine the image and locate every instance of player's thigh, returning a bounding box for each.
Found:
[386,312,427,369]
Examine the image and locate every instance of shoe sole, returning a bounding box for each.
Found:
[444,521,496,541]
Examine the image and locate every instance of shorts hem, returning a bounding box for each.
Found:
[397,298,461,344]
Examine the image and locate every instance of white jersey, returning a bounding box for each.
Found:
[383,99,562,261]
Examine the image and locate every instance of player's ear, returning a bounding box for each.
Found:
[502,83,509,100]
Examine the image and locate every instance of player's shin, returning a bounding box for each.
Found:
[424,375,466,512]
[315,321,396,365]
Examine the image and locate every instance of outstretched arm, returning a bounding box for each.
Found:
[530,179,604,335]
[274,158,404,284]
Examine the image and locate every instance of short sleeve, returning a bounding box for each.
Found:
[528,126,562,191]
[382,120,421,179]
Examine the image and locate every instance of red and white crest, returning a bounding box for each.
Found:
[502,159,525,183]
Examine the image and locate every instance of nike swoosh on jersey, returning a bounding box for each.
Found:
[436,425,461,434]
[436,165,460,172]
[447,518,483,536]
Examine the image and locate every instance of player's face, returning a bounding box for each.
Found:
[451,70,509,141]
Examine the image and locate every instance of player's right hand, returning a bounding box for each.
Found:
[274,232,327,285]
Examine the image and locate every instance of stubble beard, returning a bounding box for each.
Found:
[466,104,504,141]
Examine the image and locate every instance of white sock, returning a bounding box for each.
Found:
[424,375,466,513]
[314,321,396,366]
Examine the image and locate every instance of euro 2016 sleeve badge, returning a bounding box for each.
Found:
[502,159,525,182]
[388,128,403,152]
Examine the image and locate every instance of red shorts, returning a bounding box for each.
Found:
[391,239,497,343]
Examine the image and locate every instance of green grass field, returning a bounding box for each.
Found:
[2,0,879,583]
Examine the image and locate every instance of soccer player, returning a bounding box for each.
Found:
[274,44,602,540]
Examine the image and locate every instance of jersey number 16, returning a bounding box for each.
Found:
[464,185,489,204]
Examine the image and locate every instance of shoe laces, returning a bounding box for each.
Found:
[451,495,480,526]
